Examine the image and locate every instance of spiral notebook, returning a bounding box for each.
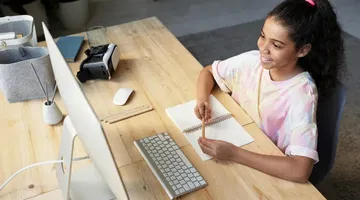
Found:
[165,95,254,161]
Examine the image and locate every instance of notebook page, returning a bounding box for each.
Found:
[184,117,254,160]
[165,95,229,132]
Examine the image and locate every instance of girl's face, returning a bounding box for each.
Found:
[257,17,305,71]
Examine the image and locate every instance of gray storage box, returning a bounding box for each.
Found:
[0,47,55,103]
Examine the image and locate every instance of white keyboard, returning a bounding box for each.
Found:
[134,132,207,199]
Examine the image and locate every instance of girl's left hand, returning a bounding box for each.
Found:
[198,137,238,161]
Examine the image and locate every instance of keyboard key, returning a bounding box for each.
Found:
[185,169,190,174]
[158,134,165,141]
[196,176,203,181]
[180,180,186,185]
[175,190,180,195]
[184,177,190,182]
[190,168,196,173]
[172,185,177,190]
[194,172,200,177]
[177,184,182,189]
[179,188,185,193]
[169,181,174,186]
[184,184,190,191]
[194,182,200,187]
[144,138,149,143]
[200,180,206,185]
[188,182,195,189]
[191,178,196,182]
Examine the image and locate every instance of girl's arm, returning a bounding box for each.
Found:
[198,138,315,183]
[196,65,215,102]
[195,65,215,121]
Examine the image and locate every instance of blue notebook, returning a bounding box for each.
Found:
[56,36,84,62]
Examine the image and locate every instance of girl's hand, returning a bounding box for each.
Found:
[198,137,237,161]
[194,101,212,122]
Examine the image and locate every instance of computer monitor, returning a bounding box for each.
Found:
[42,23,128,200]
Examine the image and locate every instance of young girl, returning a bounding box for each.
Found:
[195,0,345,183]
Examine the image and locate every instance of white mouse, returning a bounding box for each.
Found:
[113,88,134,105]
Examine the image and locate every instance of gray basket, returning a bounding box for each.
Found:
[0,47,55,103]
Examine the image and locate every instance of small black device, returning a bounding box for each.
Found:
[76,43,120,83]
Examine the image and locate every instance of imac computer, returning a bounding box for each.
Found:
[42,23,128,200]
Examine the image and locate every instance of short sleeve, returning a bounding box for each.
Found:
[284,86,319,163]
[211,50,260,93]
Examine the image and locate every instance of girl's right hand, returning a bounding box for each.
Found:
[194,100,212,122]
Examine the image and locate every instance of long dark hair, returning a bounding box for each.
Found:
[268,0,345,97]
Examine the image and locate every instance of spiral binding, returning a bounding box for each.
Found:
[183,113,233,133]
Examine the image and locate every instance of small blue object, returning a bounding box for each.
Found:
[56,36,84,62]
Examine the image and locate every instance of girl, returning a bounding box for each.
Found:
[194,0,345,183]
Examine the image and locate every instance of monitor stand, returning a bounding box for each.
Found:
[56,116,116,200]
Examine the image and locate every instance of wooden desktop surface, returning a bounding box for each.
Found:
[0,17,325,200]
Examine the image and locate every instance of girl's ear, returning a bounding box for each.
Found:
[297,44,312,58]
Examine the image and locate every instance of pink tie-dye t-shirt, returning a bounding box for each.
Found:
[212,50,319,162]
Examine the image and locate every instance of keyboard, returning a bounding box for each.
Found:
[134,132,207,199]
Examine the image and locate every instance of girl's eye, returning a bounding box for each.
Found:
[273,43,281,48]
[260,34,265,38]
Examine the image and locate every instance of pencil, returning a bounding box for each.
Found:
[30,64,46,97]
[202,117,205,138]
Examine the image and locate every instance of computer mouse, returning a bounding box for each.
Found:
[113,88,134,105]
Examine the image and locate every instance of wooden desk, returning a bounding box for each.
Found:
[0,17,325,200]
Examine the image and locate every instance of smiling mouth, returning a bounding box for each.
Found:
[261,56,273,63]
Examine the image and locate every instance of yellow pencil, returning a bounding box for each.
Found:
[202,117,205,138]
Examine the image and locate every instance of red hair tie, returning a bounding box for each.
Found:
[305,0,315,6]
